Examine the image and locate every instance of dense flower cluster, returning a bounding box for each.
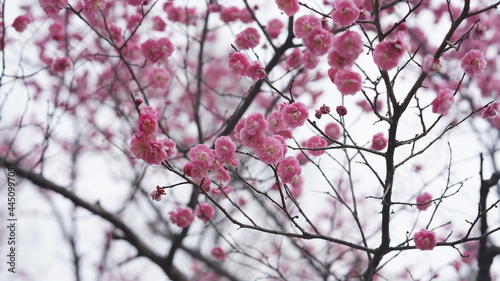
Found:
[130,107,176,165]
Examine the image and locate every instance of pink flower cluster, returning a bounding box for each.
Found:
[228,53,266,81]
[130,107,177,165]
[303,27,333,56]
[414,229,437,251]
[333,69,362,95]
[169,207,195,228]
[416,192,432,211]
[194,202,215,223]
[277,156,302,184]
[373,34,407,71]
[183,136,238,192]
[331,0,360,27]
[235,27,260,50]
[140,38,174,65]
[275,0,300,16]
[460,49,487,77]
[50,57,72,74]
[328,31,364,70]
[39,0,68,16]
[431,89,454,115]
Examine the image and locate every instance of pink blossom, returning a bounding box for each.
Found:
[39,0,68,16]
[50,57,72,73]
[83,0,104,14]
[246,61,266,81]
[130,135,168,165]
[255,136,286,164]
[373,35,406,71]
[151,16,167,31]
[244,113,268,135]
[327,50,355,70]
[302,50,319,69]
[481,102,499,119]
[169,207,195,228]
[336,105,347,116]
[422,55,442,73]
[334,69,362,95]
[194,202,215,223]
[140,38,174,64]
[235,27,261,50]
[188,144,216,170]
[150,185,166,201]
[370,133,387,151]
[414,229,437,251]
[210,186,234,198]
[148,67,171,89]
[137,107,159,139]
[325,123,342,141]
[108,24,124,45]
[332,31,363,61]
[282,102,309,128]
[211,246,227,261]
[219,6,240,23]
[49,21,65,41]
[161,138,177,159]
[277,156,301,184]
[460,49,487,77]
[212,167,231,185]
[267,111,286,133]
[215,136,237,163]
[303,27,333,56]
[471,23,488,41]
[416,192,432,211]
[285,48,303,69]
[239,128,265,149]
[12,15,32,33]
[331,0,360,27]
[294,15,321,39]
[303,136,328,156]
[275,0,300,16]
[267,19,284,39]
[228,52,251,76]
[183,162,208,179]
[431,89,454,115]
[238,8,253,23]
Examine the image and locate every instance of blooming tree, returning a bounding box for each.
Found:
[1,0,500,280]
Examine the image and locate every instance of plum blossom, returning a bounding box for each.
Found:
[267,19,284,39]
[12,15,32,32]
[255,136,287,164]
[371,133,387,151]
[302,50,320,69]
[303,136,328,156]
[460,49,487,77]
[50,57,72,73]
[194,202,215,223]
[275,0,300,16]
[39,0,68,16]
[303,27,333,56]
[325,123,342,141]
[331,31,364,62]
[140,38,174,64]
[130,136,168,165]
[151,16,167,31]
[414,229,437,251]
[188,144,216,170]
[83,0,105,14]
[481,102,499,119]
[169,207,195,228]
[285,48,303,69]
[211,246,227,261]
[416,192,432,211]
[331,0,360,27]
[277,156,301,184]
[336,105,347,116]
[228,52,251,76]
[246,61,266,81]
[373,35,406,71]
[148,68,171,89]
[282,102,309,128]
[294,15,321,39]
[267,111,287,133]
[431,89,454,115]
[150,185,166,201]
[334,69,362,95]
[235,27,260,50]
[214,136,237,163]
